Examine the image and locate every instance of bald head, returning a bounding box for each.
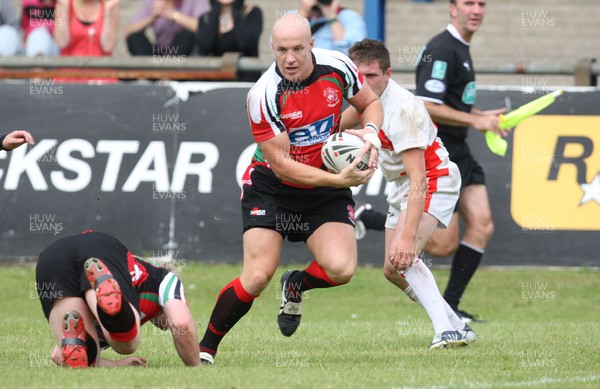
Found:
[272,12,312,45]
[271,12,314,82]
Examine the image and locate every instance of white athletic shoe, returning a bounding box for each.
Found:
[461,323,477,344]
[199,351,214,365]
[429,330,468,349]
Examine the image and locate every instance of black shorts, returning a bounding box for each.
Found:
[241,165,356,242]
[36,231,139,320]
[443,138,486,188]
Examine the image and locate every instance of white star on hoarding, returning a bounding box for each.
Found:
[579,173,600,205]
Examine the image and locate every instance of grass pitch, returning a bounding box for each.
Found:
[0,262,598,388]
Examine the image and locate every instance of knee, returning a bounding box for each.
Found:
[382,265,396,282]
[471,217,494,245]
[0,26,21,56]
[168,319,191,338]
[484,220,495,240]
[425,239,459,258]
[324,261,356,284]
[242,269,273,293]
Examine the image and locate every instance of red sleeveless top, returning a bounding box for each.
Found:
[61,0,110,56]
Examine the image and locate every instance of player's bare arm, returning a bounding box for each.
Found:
[162,299,201,367]
[347,82,383,168]
[389,148,427,271]
[258,131,373,188]
[340,106,361,131]
[423,100,508,135]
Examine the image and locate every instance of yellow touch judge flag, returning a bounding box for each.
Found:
[511,115,600,231]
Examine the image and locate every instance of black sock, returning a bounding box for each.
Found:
[96,294,135,334]
[443,243,483,309]
[360,209,386,231]
[200,278,255,355]
[285,261,342,303]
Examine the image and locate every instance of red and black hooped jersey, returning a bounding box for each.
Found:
[247,48,364,176]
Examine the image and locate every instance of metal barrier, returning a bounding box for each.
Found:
[0,55,598,85]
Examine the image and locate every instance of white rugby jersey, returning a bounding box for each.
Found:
[377,79,453,184]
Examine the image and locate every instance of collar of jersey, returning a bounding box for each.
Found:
[446,24,470,47]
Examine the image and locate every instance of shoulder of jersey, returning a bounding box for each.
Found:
[385,79,418,105]
[248,62,278,96]
[313,47,354,69]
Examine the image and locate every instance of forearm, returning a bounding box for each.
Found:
[328,19,345,42]
[424,101,476,128]
[172,12,198,33]
[53,1,70,48]
[358,99,384,131]
[100,7,120,53]
[272,158,343,187]
[125,15,155,36]
[340,107,361,131]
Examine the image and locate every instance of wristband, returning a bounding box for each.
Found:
[363,132,381,150]
[365,123,378,134]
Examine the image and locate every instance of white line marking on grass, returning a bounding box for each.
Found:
[395,374,600,389]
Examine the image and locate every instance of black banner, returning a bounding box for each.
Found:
[1,81,598,266]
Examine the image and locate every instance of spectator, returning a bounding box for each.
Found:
[125,0,209,57]
[53,0,120,56]
[298,0,365,55]
[196,0,262,81]
[0,0,21,56]
[21,0,60,56]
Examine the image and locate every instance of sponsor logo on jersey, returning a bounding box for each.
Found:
[323,87,340,107]
[288,114,334,146]
[424,79,446,94]
[511,115,600,230]
[280,110,303,120]
[250,207,266,216]
[431,60,448,80]
[461,81,476,105]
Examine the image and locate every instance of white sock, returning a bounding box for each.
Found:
[404,283,463,330]
[416,264,465,330]
[402,259,453,335]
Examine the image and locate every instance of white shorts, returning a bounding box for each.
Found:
[384,161,461,229]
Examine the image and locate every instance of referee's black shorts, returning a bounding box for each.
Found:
[36,231,139,320]
[241,165,356,242]
[443,137,486,188]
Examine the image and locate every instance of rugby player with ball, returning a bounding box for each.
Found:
[340,39,475,349]
[197,12,383,364]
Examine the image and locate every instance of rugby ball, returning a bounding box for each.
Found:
[321,132,369,174]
